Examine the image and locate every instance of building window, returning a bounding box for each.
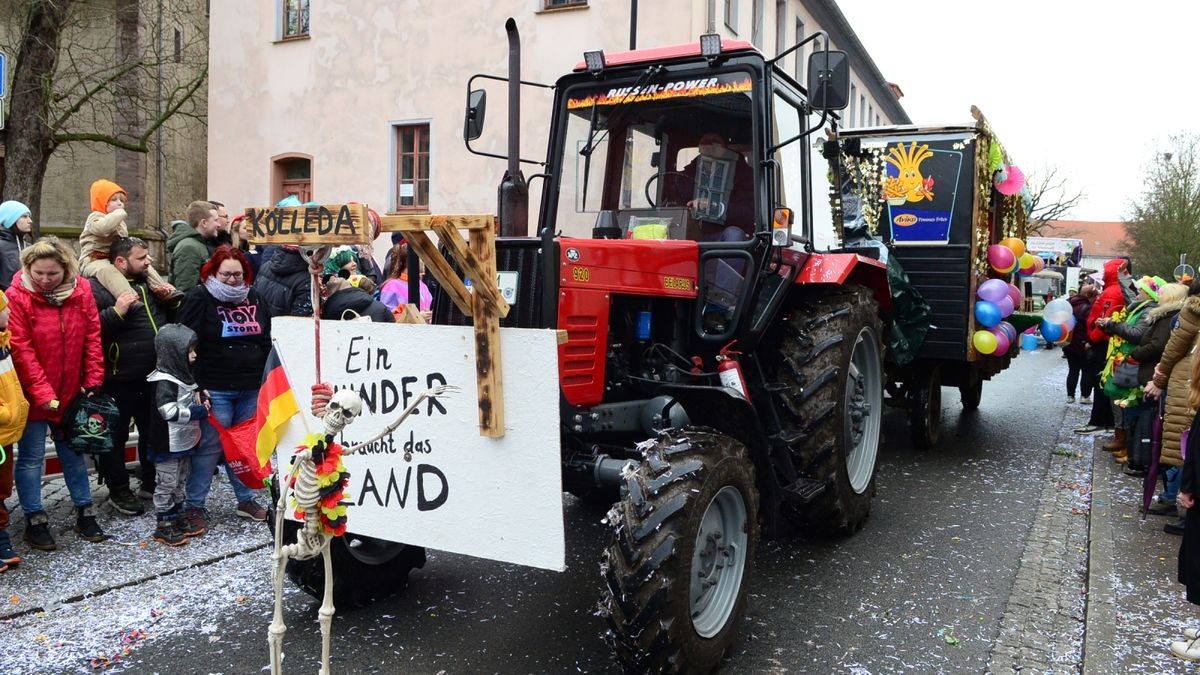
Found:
[272,155,312,203]
[395,124,430,211]
[282,0,309,39]
[544,0,587,8]
[774,0,787,56]
[724,0,738,34]
[751,0,763,48]
[173,28,182,63]
[859,94,866,126]
[794,18,804,83]
[848,83,857,128]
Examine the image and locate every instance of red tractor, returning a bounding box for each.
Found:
[282,24,895,675]
[449,25,894,672]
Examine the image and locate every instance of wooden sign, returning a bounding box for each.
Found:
[242,203,371,245]
[272,318,565,571]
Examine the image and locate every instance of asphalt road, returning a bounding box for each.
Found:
[45,348,1071,674]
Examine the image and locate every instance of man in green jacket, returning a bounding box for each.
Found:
[168,200,221,290]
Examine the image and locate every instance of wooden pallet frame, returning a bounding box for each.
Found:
[380,214,509,437]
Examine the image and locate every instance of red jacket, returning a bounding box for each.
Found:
[5,271,104,424]
[1086,258,1127,344]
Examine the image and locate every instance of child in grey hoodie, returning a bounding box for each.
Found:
[147,324,207,546]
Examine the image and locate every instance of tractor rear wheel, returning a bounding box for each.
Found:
[761,286,883,534]
[601,428,758,674]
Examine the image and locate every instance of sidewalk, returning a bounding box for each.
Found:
[1084,412,1196,673]
[0,468,270,619]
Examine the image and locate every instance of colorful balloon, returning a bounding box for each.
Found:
[1040,320,1064,343]
[987,245,1017,273]
[1043,298,1073,324]
[1031,256,1045,273]
[978,278,1010,304]
[997,321,1017,344]
[973,330,998,355]
[1007,283,1023,309]
[1000,237,1026,257]
[997,295,1014,318]
[1018,253,1037,274]
[975,300,1002,328]
[992,328,1011,355]
[1021,332,1039,350]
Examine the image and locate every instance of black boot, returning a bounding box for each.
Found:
[152,511,188,547]
[1165,518,1186,536]
[23,511,56,551]
[74,505,107,543]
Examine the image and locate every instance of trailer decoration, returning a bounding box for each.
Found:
[268,385,453,675]
[272,317,566,571]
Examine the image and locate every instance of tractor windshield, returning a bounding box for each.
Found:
[552,70,756,242]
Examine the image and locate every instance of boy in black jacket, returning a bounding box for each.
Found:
[146,324,207,546]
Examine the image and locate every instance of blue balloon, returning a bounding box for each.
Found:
[974,300,1002,329]
[1040,320,1064,343]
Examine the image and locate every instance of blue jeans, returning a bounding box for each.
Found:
[15,420,94,514]
[1164,466,1181,503]
[185,389,259,509]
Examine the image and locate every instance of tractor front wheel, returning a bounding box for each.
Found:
[908,366,942,448]
[280,520,426,609]
[601,428,758,674]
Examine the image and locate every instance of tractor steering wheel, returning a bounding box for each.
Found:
[645,171,694,208]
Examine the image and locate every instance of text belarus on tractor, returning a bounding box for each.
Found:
[449,27,892,673]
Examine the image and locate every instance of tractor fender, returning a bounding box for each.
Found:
[657,384,782,537]
[794,253,892,312]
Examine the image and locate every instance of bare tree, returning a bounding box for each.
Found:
[1124,135,1200,278]
[1,0,207,234]
[1023,165,1085,236]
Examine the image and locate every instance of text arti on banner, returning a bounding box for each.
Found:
[243,203,372,246]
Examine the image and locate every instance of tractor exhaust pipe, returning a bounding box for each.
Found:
[498,18,528,237]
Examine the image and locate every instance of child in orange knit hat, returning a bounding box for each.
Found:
[80,179,177,301]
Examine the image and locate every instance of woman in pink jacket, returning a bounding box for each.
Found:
[6,237,106,551]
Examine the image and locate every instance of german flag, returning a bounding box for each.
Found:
[255,346,301,467]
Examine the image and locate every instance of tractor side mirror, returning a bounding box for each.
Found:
[464,89,487,141]
[807,50,850,111]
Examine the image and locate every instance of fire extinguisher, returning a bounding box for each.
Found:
[716,340,750,401]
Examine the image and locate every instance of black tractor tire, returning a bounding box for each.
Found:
[960,376,983,411]
[908,366,942,449]
[269,481,425,609]
[760,285,884,535]
[601,428,759,674]
[281,519,427,609]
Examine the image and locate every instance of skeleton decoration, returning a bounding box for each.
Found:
[269,384,456,675]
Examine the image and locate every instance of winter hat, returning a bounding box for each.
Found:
[89,179,126,213]
[1135,275,1164,302]
[323,246,357,275]
[0,201,30,230]
[276,195,302,208]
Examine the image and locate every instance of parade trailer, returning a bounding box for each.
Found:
[825,108,1028,447]
[266,22,897,674]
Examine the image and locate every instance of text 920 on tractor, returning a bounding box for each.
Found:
[437,24,896,672]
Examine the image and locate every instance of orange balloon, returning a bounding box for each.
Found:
[1001,237,1026,257]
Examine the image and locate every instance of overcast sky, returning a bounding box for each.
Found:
[837,1,1200,222]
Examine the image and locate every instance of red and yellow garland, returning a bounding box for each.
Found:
[288,432,352,536]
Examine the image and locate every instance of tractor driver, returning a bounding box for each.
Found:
[664,132,755,242]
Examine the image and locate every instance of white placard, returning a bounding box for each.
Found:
[273,318,565,571]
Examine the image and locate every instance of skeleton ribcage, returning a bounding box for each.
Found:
[292,458,321,511]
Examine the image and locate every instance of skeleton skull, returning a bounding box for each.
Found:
[323,390,364,434]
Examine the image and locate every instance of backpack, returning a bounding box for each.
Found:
[61,393,123,454]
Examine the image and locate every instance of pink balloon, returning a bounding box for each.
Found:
[987,245,1016,273]
[991,327,1011,355]
[978,278,1010,304]
[1007,283,1023,309]
[1032,256,1045,273]
[997,295,1014,317]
